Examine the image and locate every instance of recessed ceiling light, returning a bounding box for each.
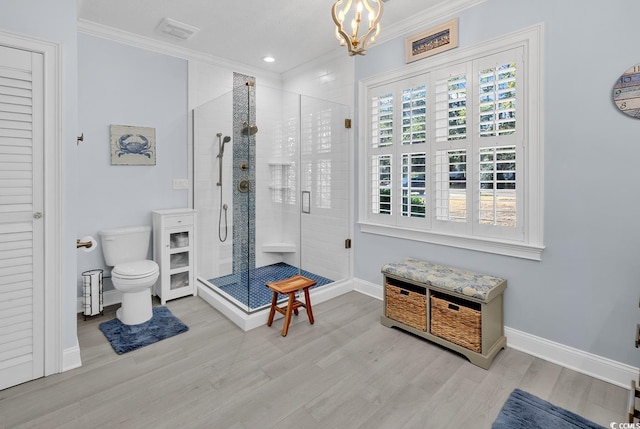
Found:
[263,56,275,63]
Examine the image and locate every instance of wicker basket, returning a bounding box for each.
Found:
[385,281,427,331]
[430,294,481,353]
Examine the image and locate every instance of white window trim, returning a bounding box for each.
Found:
[358,24,544,261]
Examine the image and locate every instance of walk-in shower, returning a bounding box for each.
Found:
[193,73,351,325]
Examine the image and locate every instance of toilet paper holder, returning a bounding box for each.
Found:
[77,236,98,252]
[76,239,93,249]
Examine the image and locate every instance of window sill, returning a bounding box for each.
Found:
[358,222,544,261]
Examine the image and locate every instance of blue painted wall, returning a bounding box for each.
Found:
[354,0,640,366]
[77,34,189,291]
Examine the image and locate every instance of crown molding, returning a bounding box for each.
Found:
[77,0,486,79]
[76,19,281,81]
[377,0,487,44]
[282,48,353,80]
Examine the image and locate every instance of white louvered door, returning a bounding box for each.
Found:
[0,44,44,390]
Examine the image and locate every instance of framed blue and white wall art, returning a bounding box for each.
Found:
[109,124,156,165]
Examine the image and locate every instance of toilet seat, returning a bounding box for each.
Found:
[112,260,159,279]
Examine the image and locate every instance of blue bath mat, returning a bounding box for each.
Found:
[492,389,604,429]
[99,306,189,354]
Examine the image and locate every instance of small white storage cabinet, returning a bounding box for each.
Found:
[152,208,197,304]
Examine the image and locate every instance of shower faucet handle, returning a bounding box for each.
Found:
[238,179,250,193]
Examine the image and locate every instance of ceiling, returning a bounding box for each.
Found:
[77,0,471,74]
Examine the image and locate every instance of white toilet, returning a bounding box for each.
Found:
[99,225,159,325]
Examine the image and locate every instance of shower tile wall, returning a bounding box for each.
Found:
[254,89,300,271]
[232,72,256,281]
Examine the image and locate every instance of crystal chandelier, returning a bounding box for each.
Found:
[331,0,384,56]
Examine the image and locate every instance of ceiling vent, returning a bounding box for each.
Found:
[156,18,200,41]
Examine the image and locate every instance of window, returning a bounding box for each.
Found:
[358,26,543,260]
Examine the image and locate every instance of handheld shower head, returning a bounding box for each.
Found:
[216,134,231,186]
[217,135,231,158]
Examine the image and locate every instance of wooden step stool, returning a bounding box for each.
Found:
[266,275,316,336]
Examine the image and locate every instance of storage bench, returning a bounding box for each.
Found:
[380,258,507,369]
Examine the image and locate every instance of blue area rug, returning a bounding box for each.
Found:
[99,306,188,355]
[492,389,605,429]
[209,262,333,310]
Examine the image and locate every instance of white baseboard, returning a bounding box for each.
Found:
[505,327,637,389]
[62,345,82,372]
[352,277,637,389]
[353,277,383,299]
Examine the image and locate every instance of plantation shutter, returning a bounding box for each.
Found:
[432,62,471,233]
[361,27,541,255]
[369,85,394,218]
[473,47,524,240]
[398,76,429,228]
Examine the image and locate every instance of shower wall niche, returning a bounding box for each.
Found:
[193,74,350,313]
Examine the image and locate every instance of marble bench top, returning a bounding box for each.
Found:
[381,258,506,302]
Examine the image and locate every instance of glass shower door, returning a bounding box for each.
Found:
[298,96,350,287]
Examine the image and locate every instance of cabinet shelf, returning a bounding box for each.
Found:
[169,266,190,275]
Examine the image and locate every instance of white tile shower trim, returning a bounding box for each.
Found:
[196,278,353,331]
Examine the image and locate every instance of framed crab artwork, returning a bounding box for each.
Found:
[109,124,156,165]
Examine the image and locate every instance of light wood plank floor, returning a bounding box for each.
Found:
[0,292,628,428]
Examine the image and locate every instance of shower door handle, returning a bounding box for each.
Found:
[302,191,310,214]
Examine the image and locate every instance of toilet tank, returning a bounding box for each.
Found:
[99,225,152,267]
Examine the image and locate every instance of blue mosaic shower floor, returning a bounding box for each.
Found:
[209,262,333,310]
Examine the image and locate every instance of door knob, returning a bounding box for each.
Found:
[33,212,43,219]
